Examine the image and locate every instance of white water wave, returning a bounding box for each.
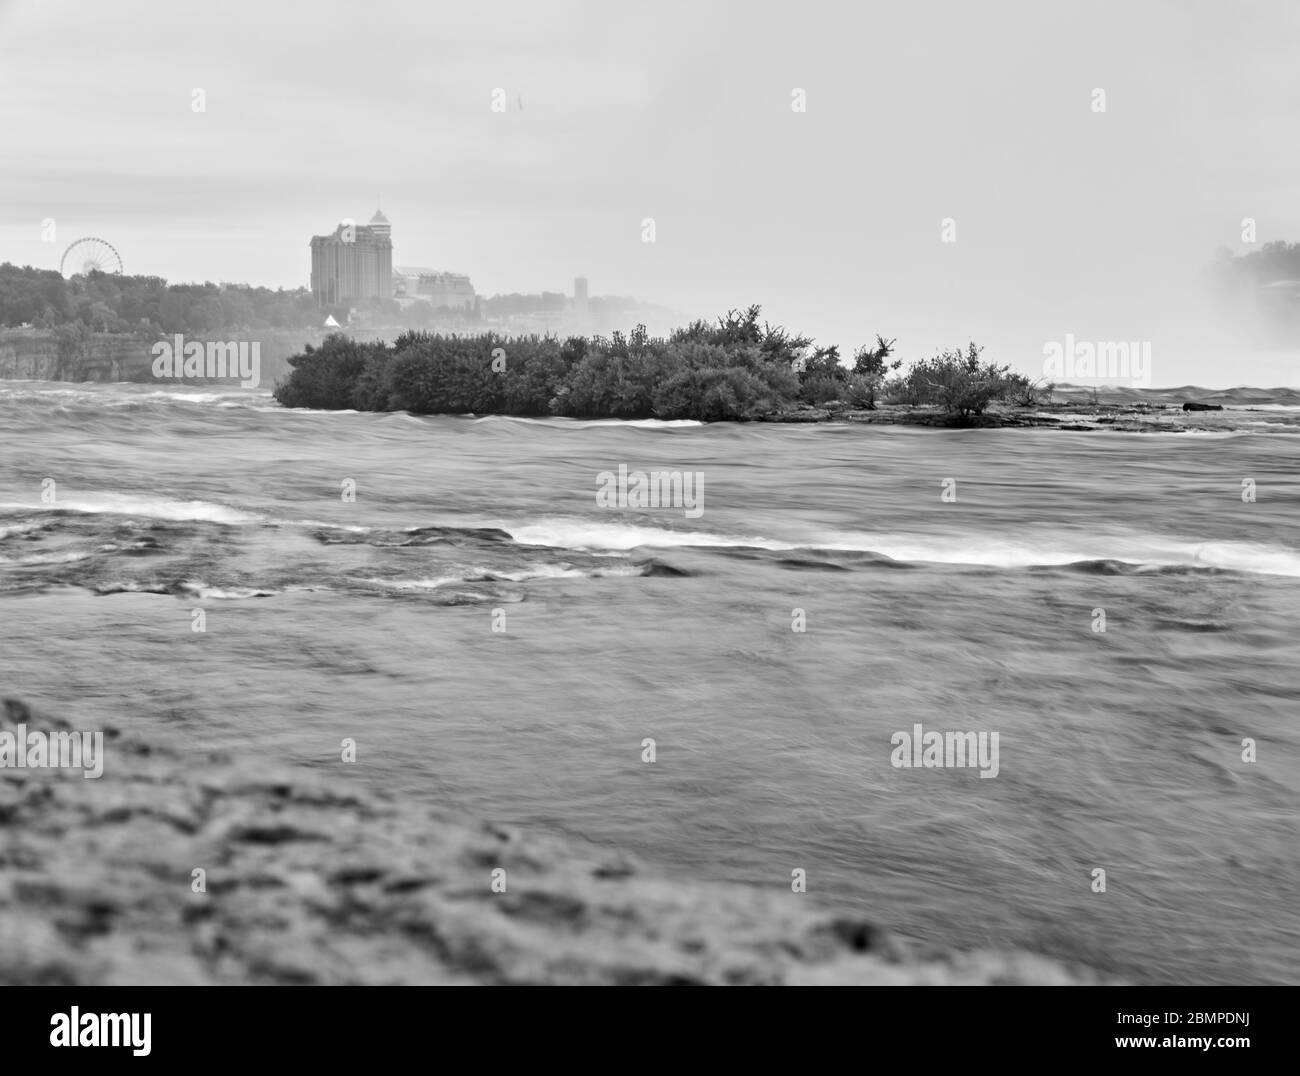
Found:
[0,494,259,524]
[507,518,1300,577]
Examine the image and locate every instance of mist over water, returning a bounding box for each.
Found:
[3,382,1298,984]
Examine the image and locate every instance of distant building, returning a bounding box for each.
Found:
[393,266,476,311]
[574,276,589,317]
[310,210,393,306]
[367,210,390,241]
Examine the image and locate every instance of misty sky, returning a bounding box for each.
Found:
[2,0,1298,386]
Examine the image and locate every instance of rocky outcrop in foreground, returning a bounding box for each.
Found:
[0,698,1096,985]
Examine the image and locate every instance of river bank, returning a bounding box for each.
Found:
[0,697,1100,985]
[0,327,319,386]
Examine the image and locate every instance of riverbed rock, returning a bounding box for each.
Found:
[0,697,1099,985]
[759,407,831,422]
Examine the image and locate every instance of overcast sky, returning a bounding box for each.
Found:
[2,0,1298,386]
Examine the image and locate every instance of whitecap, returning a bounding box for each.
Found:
[0,495,259,524]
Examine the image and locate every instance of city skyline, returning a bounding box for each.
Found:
[13,201,611,314]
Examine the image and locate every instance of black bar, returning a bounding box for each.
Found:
[3,985,1284,1063]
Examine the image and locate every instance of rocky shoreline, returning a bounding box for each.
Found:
[760,401,1255,432]
[0,698,1103,985]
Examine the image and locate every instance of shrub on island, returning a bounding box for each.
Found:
[274,335,387,410]
[883,342,1027,419]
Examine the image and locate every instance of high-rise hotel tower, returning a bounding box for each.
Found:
[310,210,393,305]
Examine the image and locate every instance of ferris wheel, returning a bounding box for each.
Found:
[60,237,123,277]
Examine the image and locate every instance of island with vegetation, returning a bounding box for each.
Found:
[272,304,1052,424]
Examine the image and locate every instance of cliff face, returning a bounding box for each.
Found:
[0,329,131,381]
[0,329,327,388]
[0,698,1101,985]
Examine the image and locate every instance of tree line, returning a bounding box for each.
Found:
[0,263,672,337]
[0,263,322,335]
